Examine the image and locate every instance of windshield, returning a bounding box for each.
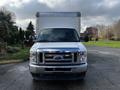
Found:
[37,28,80,42]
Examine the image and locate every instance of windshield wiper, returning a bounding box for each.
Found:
[37,40,80,42]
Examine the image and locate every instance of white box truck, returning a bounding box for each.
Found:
[29,12,87,80]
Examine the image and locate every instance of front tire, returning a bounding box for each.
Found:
[79,72,87,80]
[31,73,40,81]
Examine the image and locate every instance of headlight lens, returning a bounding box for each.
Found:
[30,52,37,64]
[78,51,87,63]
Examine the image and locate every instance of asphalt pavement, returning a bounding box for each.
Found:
[0,46,120,90]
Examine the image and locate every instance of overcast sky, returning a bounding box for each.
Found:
[0,0,120,31]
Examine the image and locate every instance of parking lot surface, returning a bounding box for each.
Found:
[0,46,120,90]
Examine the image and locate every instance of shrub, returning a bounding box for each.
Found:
[7,46,20,53]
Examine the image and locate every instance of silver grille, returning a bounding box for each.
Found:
[37,48,80,64]
[44,52,74,64]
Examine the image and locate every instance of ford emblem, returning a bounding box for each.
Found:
[53,55,63,60]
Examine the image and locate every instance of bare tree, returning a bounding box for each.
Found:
[113,20,120,40]
[95,24,107,39]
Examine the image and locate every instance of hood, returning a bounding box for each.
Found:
[30,42,87,52]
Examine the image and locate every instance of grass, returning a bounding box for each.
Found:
[0,47,30,61]
[83,40,120,48]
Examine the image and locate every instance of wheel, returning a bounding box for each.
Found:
[81,72,86,77]
[31,73,40,81]
[32,77,40,82]
[78,72,87,81]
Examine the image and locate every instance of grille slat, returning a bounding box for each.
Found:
[74,52,78,62]
[45,60,72,63]
[39,52,43,63]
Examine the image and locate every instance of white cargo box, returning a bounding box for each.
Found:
[36,12,81,36]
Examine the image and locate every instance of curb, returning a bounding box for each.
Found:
[0,59,28,65]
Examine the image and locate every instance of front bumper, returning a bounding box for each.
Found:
[29,63,87,74]
[29,63,87,80]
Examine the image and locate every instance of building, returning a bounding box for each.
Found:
[84,27,98,41]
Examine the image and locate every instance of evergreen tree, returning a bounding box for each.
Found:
[25,30,31,40]
[27,21,34,35]
[0,8,16,44]
[8,26,19,44]
[25,21,35,47]
[19,27,24,42]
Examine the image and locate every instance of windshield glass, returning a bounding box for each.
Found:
[37,28,80,42]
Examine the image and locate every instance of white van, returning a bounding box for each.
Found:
[29,12,87,80]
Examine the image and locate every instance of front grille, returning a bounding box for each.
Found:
[45,52,72,59]
[38,52,78,64]
[44,52,73,64]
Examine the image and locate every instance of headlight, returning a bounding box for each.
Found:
[30,52,37,64]
[78,51,87,63]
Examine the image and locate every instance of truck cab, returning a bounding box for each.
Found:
[29,12,87,80]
